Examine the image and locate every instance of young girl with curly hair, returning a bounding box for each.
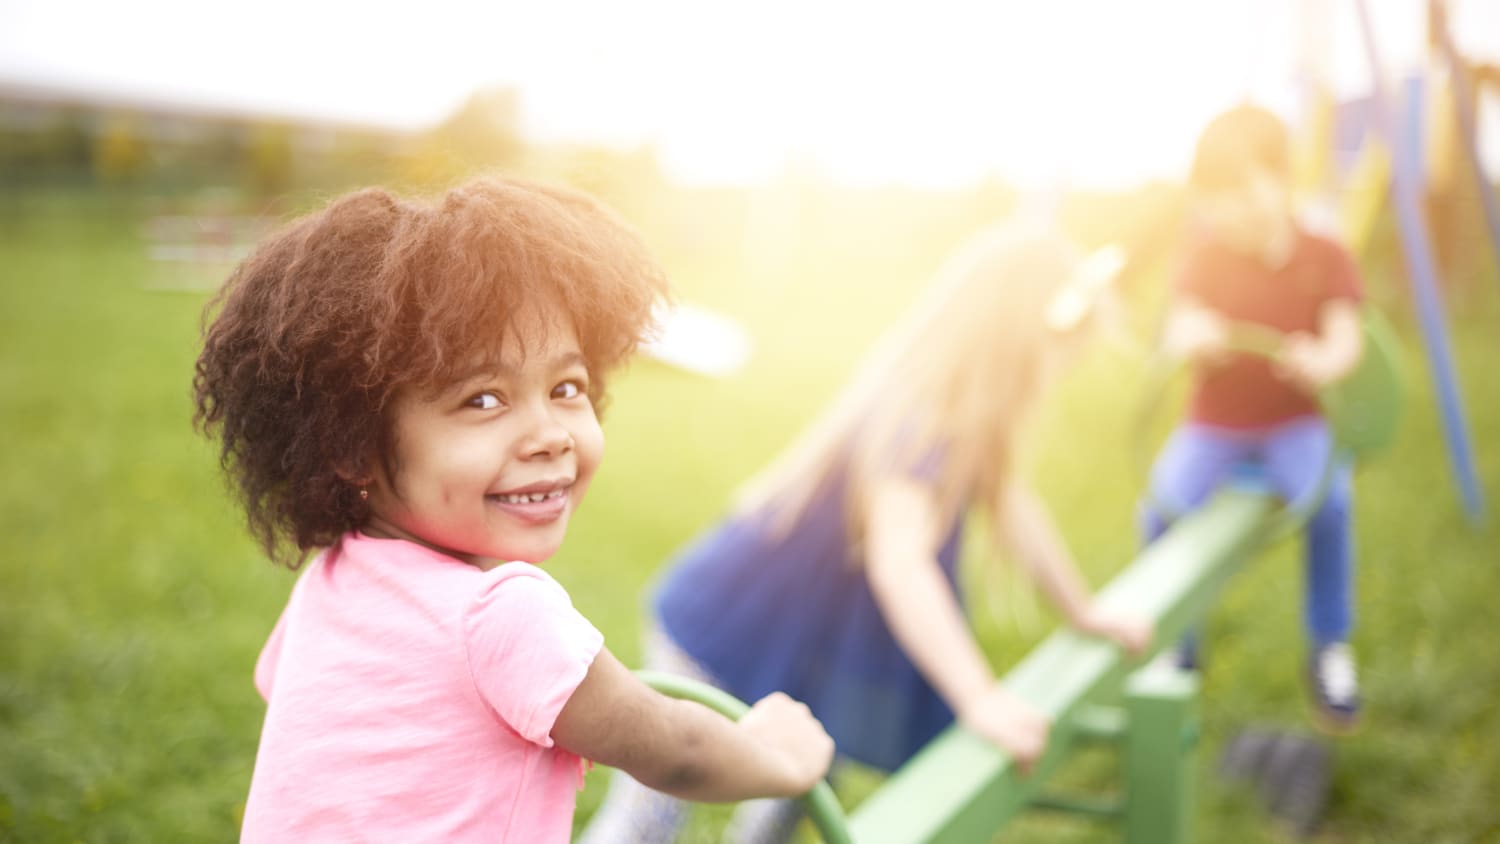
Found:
[194,177,832,842]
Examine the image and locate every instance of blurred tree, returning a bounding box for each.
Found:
[92,112,148,186]
[244,121,295,198]
[420,88,526,181]
[197,123,245,184]
[0,127,35,187]
[394,133,462,190]
[38,109,92,179]
[322,128,400,189]
[554,143,666,221]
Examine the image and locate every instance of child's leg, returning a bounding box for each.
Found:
[1139,424,1251,542]
[1259,417,1354,645]
[577,627,712,844]
[1139,425,1251,669]
[1304,466,1354,645]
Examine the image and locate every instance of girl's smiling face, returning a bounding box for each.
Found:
[361,311,604,567]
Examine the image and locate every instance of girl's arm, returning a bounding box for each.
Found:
[997,480,1153,657]
[1275,298,1364,392]
[863,478,1049,770]
[1162,296,1231,366]
[551,645,833,803]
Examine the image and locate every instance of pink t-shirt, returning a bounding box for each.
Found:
[241,533,603,843]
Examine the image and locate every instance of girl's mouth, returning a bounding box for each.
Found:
[487,485,570,524]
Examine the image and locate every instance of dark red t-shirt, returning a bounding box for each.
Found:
[1176,229,1364,429]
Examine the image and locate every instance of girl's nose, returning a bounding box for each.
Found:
[519,407,573,459]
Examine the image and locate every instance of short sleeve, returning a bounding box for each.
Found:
[253,609,288,702]
[462,564,603,747]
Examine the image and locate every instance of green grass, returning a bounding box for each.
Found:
[1,192,1498,843]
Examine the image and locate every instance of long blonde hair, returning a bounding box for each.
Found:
[734,221,1089,551]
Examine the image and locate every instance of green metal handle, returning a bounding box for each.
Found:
[1221,321,1288,358]
[636,670,854,844]
[1223,312,1404,459]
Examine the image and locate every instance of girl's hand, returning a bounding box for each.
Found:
[1275,332,1337,393]
[738,692,835,796]
[1077,605,1154,658]
[956,686,1051,774]
[1169,305,1232,367]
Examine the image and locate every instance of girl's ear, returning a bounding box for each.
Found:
[337,462,377,506]
[333,458,372,486]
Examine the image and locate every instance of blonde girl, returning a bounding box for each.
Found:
[582,222,1152,844]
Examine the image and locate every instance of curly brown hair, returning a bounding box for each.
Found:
[193,176,671,568]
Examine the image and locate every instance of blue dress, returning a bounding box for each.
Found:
[653,450,965,772]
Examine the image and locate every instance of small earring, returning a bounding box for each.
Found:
[359,486,369,501]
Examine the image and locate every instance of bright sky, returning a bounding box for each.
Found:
[2,0,1498,189]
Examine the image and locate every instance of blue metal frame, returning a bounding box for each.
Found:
[1354,0,1486,522]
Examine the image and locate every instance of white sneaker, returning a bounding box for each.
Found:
[1308,642,1361,733]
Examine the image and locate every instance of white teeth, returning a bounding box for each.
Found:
[495,488,568,505]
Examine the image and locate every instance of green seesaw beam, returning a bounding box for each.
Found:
[847,490,1276,844]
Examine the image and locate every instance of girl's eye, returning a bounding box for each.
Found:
[552,380,585,400]
[466,392,503,410]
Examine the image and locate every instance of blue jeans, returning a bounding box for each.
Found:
[1140,416,1354,646]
